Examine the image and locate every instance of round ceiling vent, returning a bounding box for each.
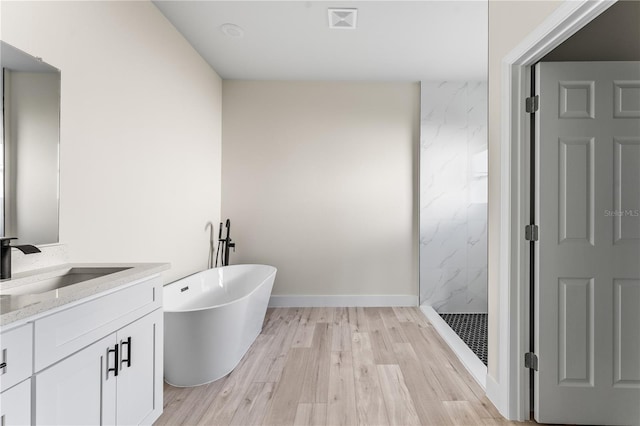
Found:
[220,23,245,38]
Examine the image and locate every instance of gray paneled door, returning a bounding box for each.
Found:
[535,61,640,425]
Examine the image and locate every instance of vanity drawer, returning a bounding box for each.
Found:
[0,378,31,425]
[33,276,161,371]
[0,324,33,392]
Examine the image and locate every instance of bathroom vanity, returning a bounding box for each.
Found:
[0,38,168,426]
[0,262,169,425]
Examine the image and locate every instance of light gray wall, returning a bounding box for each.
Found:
[222,81,420,298]
[2,1,223,282]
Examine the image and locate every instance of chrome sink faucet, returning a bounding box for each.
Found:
[0,237,41,280]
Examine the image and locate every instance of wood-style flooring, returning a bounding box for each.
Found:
[156,307,525,426]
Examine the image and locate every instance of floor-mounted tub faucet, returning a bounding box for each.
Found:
[0,237,42,280]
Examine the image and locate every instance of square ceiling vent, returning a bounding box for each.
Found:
[328,8,357,29]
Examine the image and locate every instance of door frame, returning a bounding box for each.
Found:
[495,0,617,420]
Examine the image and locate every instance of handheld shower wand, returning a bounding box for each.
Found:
[215,222,223,267]
[205,222,215,269]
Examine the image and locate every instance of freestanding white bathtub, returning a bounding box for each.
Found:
[163,264,277,387]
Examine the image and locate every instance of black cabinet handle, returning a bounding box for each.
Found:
[0,349,6,374]
[106,344,119,379]
[120,337,132,369]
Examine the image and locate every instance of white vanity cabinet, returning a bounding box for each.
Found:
[35,309,162,425]
[0,379,31,425]
[0,324,33,426]
[115,310,161,426]
[36,333,116,425]
[0,270,164,426]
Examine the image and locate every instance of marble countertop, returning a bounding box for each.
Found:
[0,262,170,327]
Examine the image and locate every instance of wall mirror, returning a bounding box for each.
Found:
[1,41,60,245]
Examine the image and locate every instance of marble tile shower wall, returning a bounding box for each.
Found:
[420,81,488,313]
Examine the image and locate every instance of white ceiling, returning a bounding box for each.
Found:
[153,1,488,82]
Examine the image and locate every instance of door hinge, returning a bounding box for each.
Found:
[524,352,538,370]
[525,95,539,113]
[525,224,539,241]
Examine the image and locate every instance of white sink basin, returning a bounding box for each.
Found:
[0,267,132,296]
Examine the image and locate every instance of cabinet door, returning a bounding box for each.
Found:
[0,324,33,393]
[0,379,31,425]
[35,334,117,425]
[116,309,163,426]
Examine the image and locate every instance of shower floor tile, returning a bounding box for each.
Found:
[439,313,487,366]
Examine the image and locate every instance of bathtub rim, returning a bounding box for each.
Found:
[163,264,277,313]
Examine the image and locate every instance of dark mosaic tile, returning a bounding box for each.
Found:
[439,313,487,366]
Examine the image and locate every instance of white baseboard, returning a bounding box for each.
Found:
[419,305,487,390]
[268,294,418,308]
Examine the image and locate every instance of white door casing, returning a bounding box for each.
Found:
[535,61,640,425]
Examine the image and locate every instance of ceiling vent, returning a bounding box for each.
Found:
[328,8,357,29]
[220,23,244,38]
